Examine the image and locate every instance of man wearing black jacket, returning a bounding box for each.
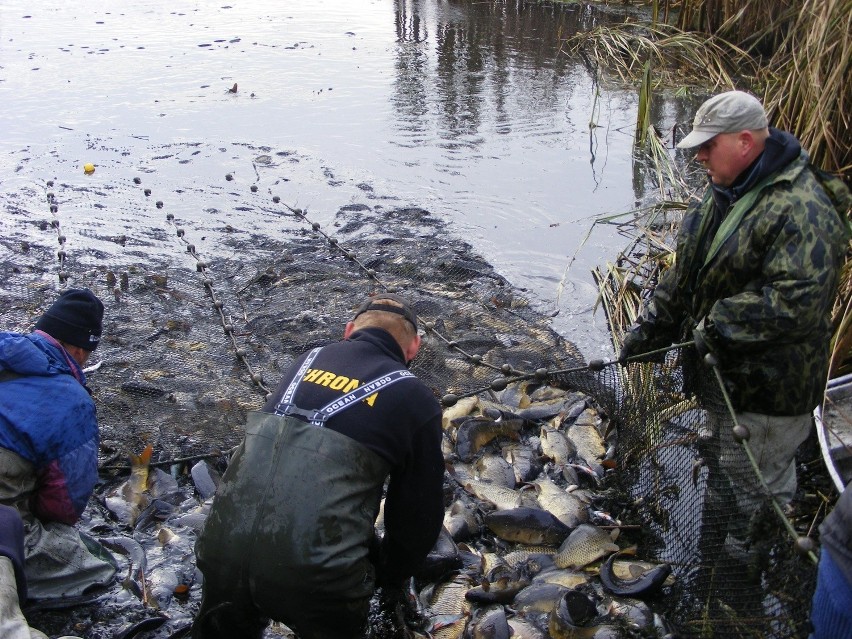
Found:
[193,294,444,639]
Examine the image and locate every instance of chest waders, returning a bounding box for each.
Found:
[195,347,412,626]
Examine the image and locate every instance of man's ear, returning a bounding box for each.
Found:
[344,321,356,339]
[738,130,756,156]
[404,334,421,363]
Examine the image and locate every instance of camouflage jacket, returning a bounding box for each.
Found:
[633,150,849,415]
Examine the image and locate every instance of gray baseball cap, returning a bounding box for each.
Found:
[677,90,768,149]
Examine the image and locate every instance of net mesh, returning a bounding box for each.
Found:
[0,166,821,638]
[557,354,821,639]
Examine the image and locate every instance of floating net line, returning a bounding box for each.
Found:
[0,161,820,638]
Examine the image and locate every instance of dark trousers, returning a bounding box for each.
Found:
[192,564,370,639]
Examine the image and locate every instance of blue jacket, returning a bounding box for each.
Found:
[0,332,99,525]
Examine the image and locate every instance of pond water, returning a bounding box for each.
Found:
[0,0,693,359]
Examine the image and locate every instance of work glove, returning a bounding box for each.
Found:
[619,324,665,364]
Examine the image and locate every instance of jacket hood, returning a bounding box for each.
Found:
[0,332,79,378]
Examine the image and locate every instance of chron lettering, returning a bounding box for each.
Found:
[302,369,377,406]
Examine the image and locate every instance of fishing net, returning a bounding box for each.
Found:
[556,353,821,639]
[0,151,823,638]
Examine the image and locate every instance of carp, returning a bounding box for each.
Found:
[502,442,541,484]
[473,453,516,488]
[531,476,589,529]
[455,417,522,462]
[100,535,146,600]
[442,396,480,431]
[483,507,571,545]
[465,604,510,639]
[547,589,599,638]
[554,524,619,570]
[604,596,655,632]
[461,479,523,511]
[507,617,547,639]
[464,568,531,605]
[428,574,474,639]
[600,551,672,598]
[567,409,606,466]
[511,581,569,615]
[540,426,577,467]
[501,547,556,569]
[533,566,592,589]
[443,499,481,542]
[515,394,587,422]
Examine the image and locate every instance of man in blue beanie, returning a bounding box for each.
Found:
[0,288,116,603]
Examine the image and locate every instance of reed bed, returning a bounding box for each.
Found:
[561,23,752,90]
[763,0,852,175]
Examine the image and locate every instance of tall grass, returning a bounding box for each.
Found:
[763,0,852,175]
[561,23,750,90]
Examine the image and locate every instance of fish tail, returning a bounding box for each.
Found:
[129,444,154,467]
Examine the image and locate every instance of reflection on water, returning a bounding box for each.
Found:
[0,0,693,357]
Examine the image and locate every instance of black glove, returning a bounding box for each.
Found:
[619,325,665,364]
[692,319,714,361]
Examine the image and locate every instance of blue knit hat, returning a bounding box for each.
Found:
[35,288,104,351]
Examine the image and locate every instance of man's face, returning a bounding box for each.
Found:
[694,132,745,188]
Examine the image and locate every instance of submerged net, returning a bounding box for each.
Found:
[0,158,822,638]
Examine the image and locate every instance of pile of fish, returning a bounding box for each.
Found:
[25,379,675,639]
[399,381,677,639]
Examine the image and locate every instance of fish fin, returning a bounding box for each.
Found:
[430,614,466,630]
[130,444,154,467]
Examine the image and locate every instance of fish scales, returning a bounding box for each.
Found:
[507,618,547,639]
[474,453,516,487]
[554,524,620,569]
[462,479,522,510]
[539,426,576,466]
[567,408,606,463]
[429,574,473,639]
[502,546,556,568]
[532,476,589,529]
[429,574,474,616]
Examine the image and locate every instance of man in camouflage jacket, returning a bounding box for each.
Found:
[620,91,850,509]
